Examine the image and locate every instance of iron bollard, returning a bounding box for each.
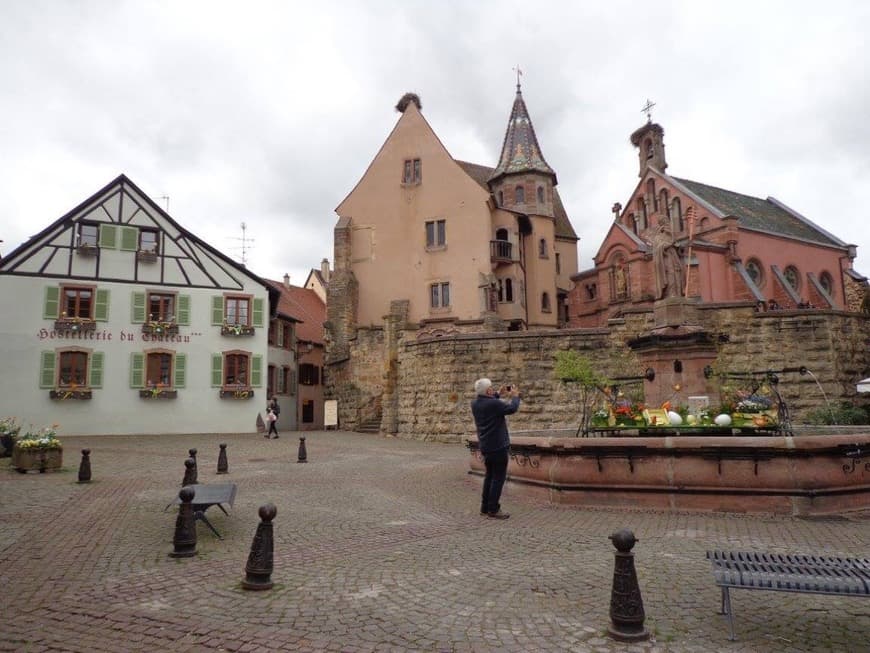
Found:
[217,443,228,474]
[297,437,307,463]
[188,448,198,484]
[169,486,198,558]
[182,457,196,486]
[607,528,649,642]
[77,449,92,483]
[242,503,277,590]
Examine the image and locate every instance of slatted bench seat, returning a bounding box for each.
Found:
[707,549,870,640]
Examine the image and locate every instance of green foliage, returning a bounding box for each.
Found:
[553,350,609,389]
[803,402,870,426]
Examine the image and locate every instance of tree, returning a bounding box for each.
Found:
[553,350,610,436]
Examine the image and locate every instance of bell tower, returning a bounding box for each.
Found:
[630,101,667,177]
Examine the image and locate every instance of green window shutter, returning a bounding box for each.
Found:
[94,289,110,321]
[120,226,139,251]
[131,291,146,323]
[130,352,144,388]
[177,295,191,325]
[211,354,223,387]
[211,296,224,325]
[174,353,186,388]
[251,354,263,387]
[252,297,265,328]
[39,351,57,388]
[43,286,60,319]
[89,352,104,388]
[99,224,118,249]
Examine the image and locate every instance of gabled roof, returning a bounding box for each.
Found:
[489,85,557,184]
[671,177,846,248]
[265,279,325,345]
[455,160,577,241]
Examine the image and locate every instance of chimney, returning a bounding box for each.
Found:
[321,258,330,282]
[283,273,291,290]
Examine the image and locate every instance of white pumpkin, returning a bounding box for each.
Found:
[667,411,683,426]
[686,414,697,425]
[714,414,732,427]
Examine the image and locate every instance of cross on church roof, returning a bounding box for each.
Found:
[641,98,656,122]
[513,65,523,91]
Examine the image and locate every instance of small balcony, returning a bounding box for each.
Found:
[54,317,96,333]
[490,239,513,264]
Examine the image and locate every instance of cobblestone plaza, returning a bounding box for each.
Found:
[2,431,868,652]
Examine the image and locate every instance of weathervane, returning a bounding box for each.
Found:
[513,65,523,90]
[641,99,656,123]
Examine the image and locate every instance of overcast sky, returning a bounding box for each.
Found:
[2,0,868,286]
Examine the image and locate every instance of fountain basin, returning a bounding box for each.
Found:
[467,433,870,516]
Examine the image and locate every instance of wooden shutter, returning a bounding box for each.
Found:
[130,352,144,388]
[174,353,186,388]
[89,352,104,388]
[177,295,191,325]
[131,292,146,323]
[99,224,117,249]
[211,296,224,325]
[39,351,56,388]
[94,289,110,321]
[211,354,223,387]
[120,226,139,251]
[43,286,60,319]
[252,297,265,328]
[251,355,263,387]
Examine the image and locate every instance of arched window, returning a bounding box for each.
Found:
[659,189,669,218]
[784,265,800,292]
[538,238,548,258]
[497,190,503,206]
[646,179,656,211]
[636,197,647,230]
[537,186,544,204]
[644,138,653,160]
[610,254,629,301]
[628,213,637,235]
[745,258,764,287]
[671,198,683,232]
[515,185,525,204]
[699,217,709,230]
[496,228,509,241]
[819,271,834,295]
[541,292,551,313]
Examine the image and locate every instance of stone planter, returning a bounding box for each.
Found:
[0,433,17,457]
[12,446,63,473]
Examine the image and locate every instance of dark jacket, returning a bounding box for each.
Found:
[471,393,520,455]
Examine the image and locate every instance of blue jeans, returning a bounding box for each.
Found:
[481,447,509,514]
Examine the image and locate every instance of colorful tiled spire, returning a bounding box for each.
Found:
[489,81,557,184]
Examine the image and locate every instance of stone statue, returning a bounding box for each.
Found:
[651,217,684,299]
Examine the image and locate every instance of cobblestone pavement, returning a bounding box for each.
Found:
[2,431,869,652]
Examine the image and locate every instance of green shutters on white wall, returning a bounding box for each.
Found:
[177,295,191,325]
[120,226,139,251]
[39,351,56,388]
[211,296,224,325]
[252,297,265,328]
[211,354,223,387]
[94,289,110,321]
[131,292,146,323]
[99,224,118,249]
[174,354,186,388]
[251,355,263,387]
[130,353,144,388]
[43,286,60,319]
[89,352,104,388]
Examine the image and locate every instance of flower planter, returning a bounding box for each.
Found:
[139,389,178,399]
[12,446,62,473]
[49,389,93,401]
[137,249,158,263]
[54,318,96,333]
[141,322,179,336]
[220,389,254,399]
[221,324,255,336]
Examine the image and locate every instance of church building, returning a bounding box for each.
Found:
[568,118,865,327]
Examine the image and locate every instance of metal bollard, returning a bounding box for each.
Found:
[188,448,198,484]
[607,528,649,642]
[169,486,198,558]
[182,457,196,486]
[217,443,228,474]
[77,449,92,483]
[297,437,307,463]
[242,503,277,590]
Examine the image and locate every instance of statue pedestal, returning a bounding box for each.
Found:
[653,297,699,329]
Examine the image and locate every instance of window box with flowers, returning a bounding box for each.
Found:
[1,417,21,457]
[141,319,179,336]
[136,249,158,263]
[54,314,97,333]
[213,351,262,399]
[219,388,255,399]
[76,242,98,257]
[221,323,256,337]
[139,384,178,399]
[211,295,265,337]
[12,425,63,473]
[49,387,93,401]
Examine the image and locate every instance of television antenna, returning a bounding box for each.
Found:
[158,195,170,212]
[228,222,255,266]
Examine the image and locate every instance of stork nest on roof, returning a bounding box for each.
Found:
[395,93,422,113]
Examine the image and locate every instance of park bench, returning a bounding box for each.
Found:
[165,483,237,539]
[706,549,870,640]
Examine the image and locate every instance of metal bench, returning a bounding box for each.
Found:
[165,483,237,539]
[707,549,870,640]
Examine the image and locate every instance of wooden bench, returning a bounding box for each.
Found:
[166,483,237,539]
[706,550,870,640]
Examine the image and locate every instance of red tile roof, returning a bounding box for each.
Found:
[265,279,326,344]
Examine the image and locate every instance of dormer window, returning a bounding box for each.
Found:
[515,185,525,204]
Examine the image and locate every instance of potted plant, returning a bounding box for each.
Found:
[12,425,63,473]
[0,417,20,457]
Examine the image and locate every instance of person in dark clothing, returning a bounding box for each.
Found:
[471,377,521,519]
[266,397,280,439]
